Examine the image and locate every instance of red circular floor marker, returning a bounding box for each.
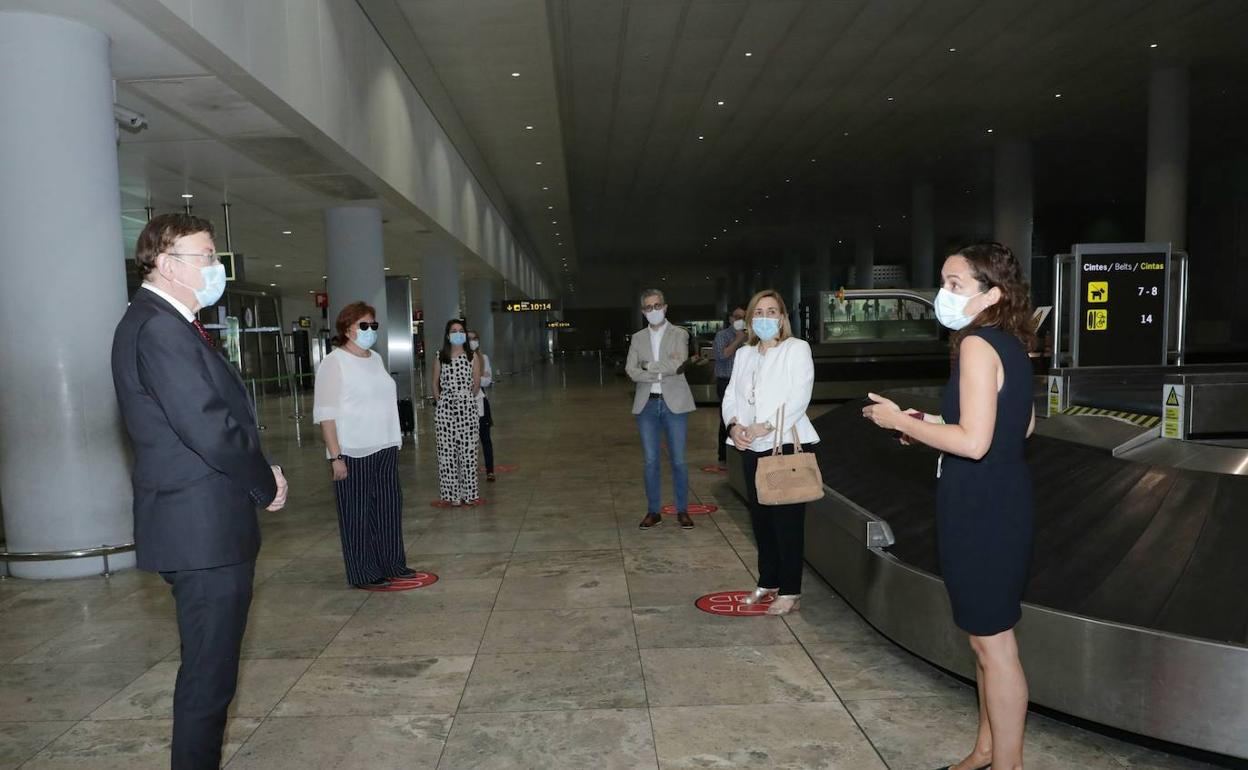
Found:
[700,465,727,474]
[695,590,773,616]
[463,498,488,507]
[480,464,519,473]
[659,503,718,515]
[364,571,439,592]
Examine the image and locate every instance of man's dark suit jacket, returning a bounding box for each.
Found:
[111,288,277,572]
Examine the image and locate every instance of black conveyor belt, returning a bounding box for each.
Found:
[812,402,1248,644]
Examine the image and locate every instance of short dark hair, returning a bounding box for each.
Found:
[134,213,215,278]
[334,301,376,347]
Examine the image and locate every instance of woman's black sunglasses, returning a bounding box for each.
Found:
[357,322,380,331]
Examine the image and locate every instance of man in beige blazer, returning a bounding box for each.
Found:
[625,289,695,530]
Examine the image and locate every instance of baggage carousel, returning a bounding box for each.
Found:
[728,385,1248,759]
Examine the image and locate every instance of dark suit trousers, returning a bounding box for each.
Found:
[479,396,495,474]
[161,560,255,770]
[715,377,731,461]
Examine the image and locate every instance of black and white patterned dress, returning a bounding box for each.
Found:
[435,353,479,502]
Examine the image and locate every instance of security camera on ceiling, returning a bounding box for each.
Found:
[113,104,148,131]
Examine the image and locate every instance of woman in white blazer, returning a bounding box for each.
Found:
[722,289,819,615]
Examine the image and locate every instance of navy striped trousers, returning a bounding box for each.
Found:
[333,447,406,586]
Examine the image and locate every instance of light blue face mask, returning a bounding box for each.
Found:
[752,316,781,341]
[355,328,377,350]
[449,331,467,346]
[171,257,227,308]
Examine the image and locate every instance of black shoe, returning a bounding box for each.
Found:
[391,568,418,579]
[356,578,392,590]
[639,512,662,529]
[932,764,990,770]
[677,511,695,529]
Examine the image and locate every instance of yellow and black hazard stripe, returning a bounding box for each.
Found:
[1058,405,1160,428]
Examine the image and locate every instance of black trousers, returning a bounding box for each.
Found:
[740,447,807,595]
[480,396,494,473]
[715,377,731,462]
[161,559,255,770]
[333,447,406,586]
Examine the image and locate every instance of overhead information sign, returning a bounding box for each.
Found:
[503,299,555,312]
[1073,243,1170,367]
[546,320,574,331]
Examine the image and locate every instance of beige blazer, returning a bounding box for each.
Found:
[625,324,696,415]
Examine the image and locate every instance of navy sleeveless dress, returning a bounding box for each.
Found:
[937,326,1034,636]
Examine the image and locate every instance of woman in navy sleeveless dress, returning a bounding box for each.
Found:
[863,242,1035,770]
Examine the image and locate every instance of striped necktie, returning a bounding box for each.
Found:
[191,319,216,347]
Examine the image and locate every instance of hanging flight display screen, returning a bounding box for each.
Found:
[1073,243,1170,367]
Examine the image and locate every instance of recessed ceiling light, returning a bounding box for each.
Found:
[281,230,292,235]
[1149,43,1158,48]
[511,72,521,77]
[274,264,283,268]
[785,178,791,183]
[987,128,994,133]
[555,232,560,236]
[411,277,418,281]
[525,125,534,130]
[887,96,895,101]
[745,52,753,57]
[181,193,193,199]
[551,221,557,225]
[697,135,704,140]
[321,275,327,279]
[547,205,554,210]
[541,186,549,191]
[558,242,563,246]
[269,283,277,287]
[716,100,725,106]
[308,290,315,294]
[384,267,391,271]
[843,131,849,136]
[948,47,957,53]
[535,161,543,165]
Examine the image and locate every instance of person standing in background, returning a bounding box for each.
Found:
[711,305,748,469]
[313,301,417,590]
[112,213,287,769]
[433,318,483,506]
[467,329,496,482]
[626,289,696,530]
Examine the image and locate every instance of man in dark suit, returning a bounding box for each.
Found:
[111,213,288,770]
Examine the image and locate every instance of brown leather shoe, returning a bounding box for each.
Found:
[677,511,695,529]
[638,512,662,529]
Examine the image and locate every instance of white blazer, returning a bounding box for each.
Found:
[721,337,819,452]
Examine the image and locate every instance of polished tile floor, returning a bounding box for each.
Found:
[0,360,1230,769]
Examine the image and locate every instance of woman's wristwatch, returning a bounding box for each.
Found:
[328,454,346,463]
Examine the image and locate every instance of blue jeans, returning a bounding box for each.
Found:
[636,396,689,513]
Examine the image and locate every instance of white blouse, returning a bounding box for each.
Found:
[312,348,401,457]
[476,353,493,417]
[721,337,819,452]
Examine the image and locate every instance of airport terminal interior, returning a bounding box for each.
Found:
[2,0,1248,768]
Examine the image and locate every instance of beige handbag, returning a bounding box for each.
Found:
[754,405,824,506]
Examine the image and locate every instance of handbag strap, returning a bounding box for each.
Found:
[770,403,804,456]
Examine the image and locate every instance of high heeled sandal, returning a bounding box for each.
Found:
[740,587,778,606]
[765,594,800,615]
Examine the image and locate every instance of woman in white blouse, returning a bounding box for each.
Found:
[313,301,417,590]
[722,290,819,615]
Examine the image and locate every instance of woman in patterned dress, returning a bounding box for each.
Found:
[433,318,483,506]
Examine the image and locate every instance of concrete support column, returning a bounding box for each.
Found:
[325,205,388,366]
[419,254,460,396]
[854,221,876,289]
[0,12,134,577]
[993,139,1034,282]
[715,278,729,320]
[911,181,936,287]
[465,278,494,361]
[1145,66,1189,248]
[493,310,514,375]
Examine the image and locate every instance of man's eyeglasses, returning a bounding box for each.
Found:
[167,252,222,266]
[357,322,380,331]
[641,303,665,312]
